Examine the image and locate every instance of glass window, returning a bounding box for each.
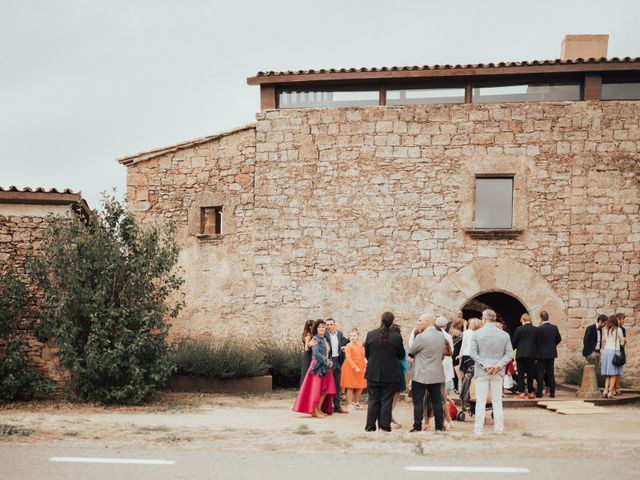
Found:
[472,83,580,103]
[387,87,465,105]
[475,177,513,229]
[602,82,640,100]
[279,90,379,108]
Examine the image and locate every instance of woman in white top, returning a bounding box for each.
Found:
[601,315,625,398]
[459,318,483,374]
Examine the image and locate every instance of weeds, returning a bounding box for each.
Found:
[293,424,314,435]
[0,424,34,436]
[415,440,424,455]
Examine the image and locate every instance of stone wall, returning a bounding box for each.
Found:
[0,204,71,384]
[125,101,640,382]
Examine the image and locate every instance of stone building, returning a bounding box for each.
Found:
[118,36,640,380]
[0,186,91,382]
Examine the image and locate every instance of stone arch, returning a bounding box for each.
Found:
[424,258,568,355]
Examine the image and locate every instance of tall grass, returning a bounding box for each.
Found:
[170,336,268,379]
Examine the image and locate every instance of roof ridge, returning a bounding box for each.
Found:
[0,185,78,195]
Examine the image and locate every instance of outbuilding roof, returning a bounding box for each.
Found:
[0,186,91,219]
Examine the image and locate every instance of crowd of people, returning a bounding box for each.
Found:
[292,309,628,434]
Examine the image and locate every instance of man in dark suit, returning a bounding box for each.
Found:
[535,311,562,398]
[583,314,607,366]
[364,312,405,432]
[511,313,539,399]
[325,318,348,413]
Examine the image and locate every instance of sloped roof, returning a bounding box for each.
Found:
[117,124,256,166]
[0,186,91,219]
[247,57,640,84]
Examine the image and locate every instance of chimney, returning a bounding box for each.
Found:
[561,34,609,61]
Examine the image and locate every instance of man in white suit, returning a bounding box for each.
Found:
[470,309,514,435]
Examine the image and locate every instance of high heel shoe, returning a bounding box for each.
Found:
[602,390,609,398]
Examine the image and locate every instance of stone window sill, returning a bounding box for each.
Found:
[464,228,523,240]
[196,233,224,242]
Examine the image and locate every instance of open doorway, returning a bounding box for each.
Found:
[461,292,529,337]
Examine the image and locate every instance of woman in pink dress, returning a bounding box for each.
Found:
[292,319,336,417]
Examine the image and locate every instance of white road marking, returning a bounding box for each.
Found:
[405,466,529,473]
[49,457,175,465]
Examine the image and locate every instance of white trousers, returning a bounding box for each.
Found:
[474,374,504,434]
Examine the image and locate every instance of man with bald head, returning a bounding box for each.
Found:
[408,313,446,432]
[470,309,514,435]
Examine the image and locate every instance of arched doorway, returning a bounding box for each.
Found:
[462,292,528,337]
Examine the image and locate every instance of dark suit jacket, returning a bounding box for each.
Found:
[364,328,405,384]
[537,322,562,359]
[582,324,600,357]
[324,331,347,365]
[512,323,539,359]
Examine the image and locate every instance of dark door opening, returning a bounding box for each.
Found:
[461,292,528,337]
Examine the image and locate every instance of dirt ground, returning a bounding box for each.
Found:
[1,390,639,460]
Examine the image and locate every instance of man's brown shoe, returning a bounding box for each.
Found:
[335,407,349,414]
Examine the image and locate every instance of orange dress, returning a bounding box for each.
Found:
[340,342,367,389]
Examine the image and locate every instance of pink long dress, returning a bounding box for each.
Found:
[292,339,336,414]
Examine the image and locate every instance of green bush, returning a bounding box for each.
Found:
[28,195,183,405]
[0,271,54,403]
[560,354,604,388]
[171,335,268,379]
[258,338,303,389]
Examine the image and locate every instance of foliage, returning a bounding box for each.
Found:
[258,337,303,389]
[171,335,268,379]
[0,271,54,404]
[28,195,184,404]
[560,354,604,388]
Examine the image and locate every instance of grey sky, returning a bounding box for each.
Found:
[1,0,639,209]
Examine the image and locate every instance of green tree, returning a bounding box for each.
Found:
[29,195,184,404]
[0,271,53,403]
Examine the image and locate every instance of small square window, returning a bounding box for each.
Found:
[201,206,223,235]
[475,177,513,228]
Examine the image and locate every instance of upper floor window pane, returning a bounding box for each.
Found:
[279,90,378,108]
[602,82,640,100]
[472,83,580,104]
[201,206,223,235]
[475,177,513,229]
[387,87,465,105]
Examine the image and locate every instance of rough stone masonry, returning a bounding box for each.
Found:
[122,101,640,382]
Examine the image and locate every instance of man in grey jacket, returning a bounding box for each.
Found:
[470,309,514,435]
[408,313,446,432]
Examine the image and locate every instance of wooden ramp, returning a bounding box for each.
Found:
[537,400,609,415]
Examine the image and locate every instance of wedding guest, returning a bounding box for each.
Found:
[470,309,513,435]
[582,314,607,368]
[535,311,562,398]
[408,313,445,432]
[601,315,625,398]
[389,324,408,429]
[341,328,367,409]
[325,318,349,414]
[364,312,405,432]
[293,319,336,417]
[512,313,539,399]
[615,313,627,396]
[450,318,465,392]
[459,318,482,375]
[300,319,317,386]
[436,317,455,397]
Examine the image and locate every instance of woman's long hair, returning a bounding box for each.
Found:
[379,311,395,345]
[606,315,619,334]
[311,319,326,336]
[301,319,315,344]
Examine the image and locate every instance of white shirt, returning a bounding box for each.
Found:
[460,329,475,357]
[329,331,339,358]
[442,331,455,380]
[602,327,625,351]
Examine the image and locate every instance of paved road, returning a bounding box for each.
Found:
[2,443,639,480]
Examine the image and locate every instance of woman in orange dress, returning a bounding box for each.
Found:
[340,328,367,408]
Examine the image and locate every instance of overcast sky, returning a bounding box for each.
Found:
[1,0,639,209]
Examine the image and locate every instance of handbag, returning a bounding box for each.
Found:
[612,329,626,367]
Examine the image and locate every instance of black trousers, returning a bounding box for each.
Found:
[332,360,342,409]
[516,357,537,393]
[365,381,396,431]
[536,358,556,395]
[411,381,444,431]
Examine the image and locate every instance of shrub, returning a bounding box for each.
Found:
[171,335,268,379]
[0,271,54,403]
[258,338,303,389]
[560,354,604,387]
[28,195,183,404]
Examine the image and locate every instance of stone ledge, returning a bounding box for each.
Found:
[195,233,225,242]
[464,228,524,240]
